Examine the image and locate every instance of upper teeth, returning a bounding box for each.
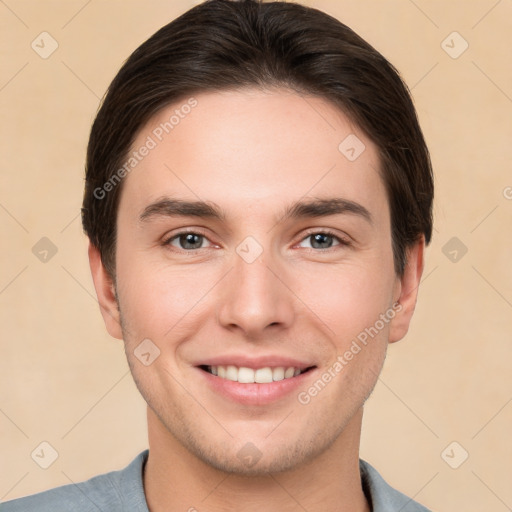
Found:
[208,365,301,383]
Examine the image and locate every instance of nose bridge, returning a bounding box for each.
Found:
[217,245,294,336]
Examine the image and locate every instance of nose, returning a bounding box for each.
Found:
[216,250,295,339]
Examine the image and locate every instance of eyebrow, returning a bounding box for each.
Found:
[280,197,372,225]
[139,198,226,222]
[139,197,372,225]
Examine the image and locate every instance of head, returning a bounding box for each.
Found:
[84,0,433,475]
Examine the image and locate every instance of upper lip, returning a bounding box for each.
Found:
[194,354,316,370]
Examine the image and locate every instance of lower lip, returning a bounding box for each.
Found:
[197,367,316,406]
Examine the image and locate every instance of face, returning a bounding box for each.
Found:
[90,87,422,475]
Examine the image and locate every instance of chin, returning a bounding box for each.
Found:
[191,442,313,476]
[175,418,344,477]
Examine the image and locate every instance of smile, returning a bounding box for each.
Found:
[200,365,314,383]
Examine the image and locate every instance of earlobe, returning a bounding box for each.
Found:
[88,242,123,340]
[388,236,425,344]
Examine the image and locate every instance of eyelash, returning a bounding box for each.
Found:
[162,228,351,253]
[299,229,352,250]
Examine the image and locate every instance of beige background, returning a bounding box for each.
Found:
[1,0,511,510]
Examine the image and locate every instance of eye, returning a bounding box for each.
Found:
[298,231,349,250]
[164,231,214,251]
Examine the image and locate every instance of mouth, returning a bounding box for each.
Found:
[198,364,316,383]
[196,363,317,405]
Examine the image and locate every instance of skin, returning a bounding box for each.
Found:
[89,87,425,512]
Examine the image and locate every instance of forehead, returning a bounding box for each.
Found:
[119,87,388,223]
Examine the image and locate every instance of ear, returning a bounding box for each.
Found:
[88,241,123,340]
[388,236,425,344]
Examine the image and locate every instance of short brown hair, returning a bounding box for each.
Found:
[82,0,434,277]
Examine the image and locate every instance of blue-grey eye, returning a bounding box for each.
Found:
[299,232,342,249]
[170,233,205,250]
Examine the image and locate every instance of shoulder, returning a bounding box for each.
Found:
[1,450,149,512]
[360,459,432,512]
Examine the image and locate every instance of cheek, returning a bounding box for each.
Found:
[117,275,190,339]
[294,259,396,342]
[114,247,219,342]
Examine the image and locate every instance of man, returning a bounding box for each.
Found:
[3,0,433,510]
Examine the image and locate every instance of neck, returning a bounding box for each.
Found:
[143,407,370,512]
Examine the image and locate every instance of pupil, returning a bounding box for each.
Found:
[182,233,202,249]
[312,233,332,249]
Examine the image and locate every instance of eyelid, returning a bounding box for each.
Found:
[162,228,216,249]
[162,227,352,252]
[296,228,352,248]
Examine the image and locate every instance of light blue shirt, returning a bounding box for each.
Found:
[1,450,431,511]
